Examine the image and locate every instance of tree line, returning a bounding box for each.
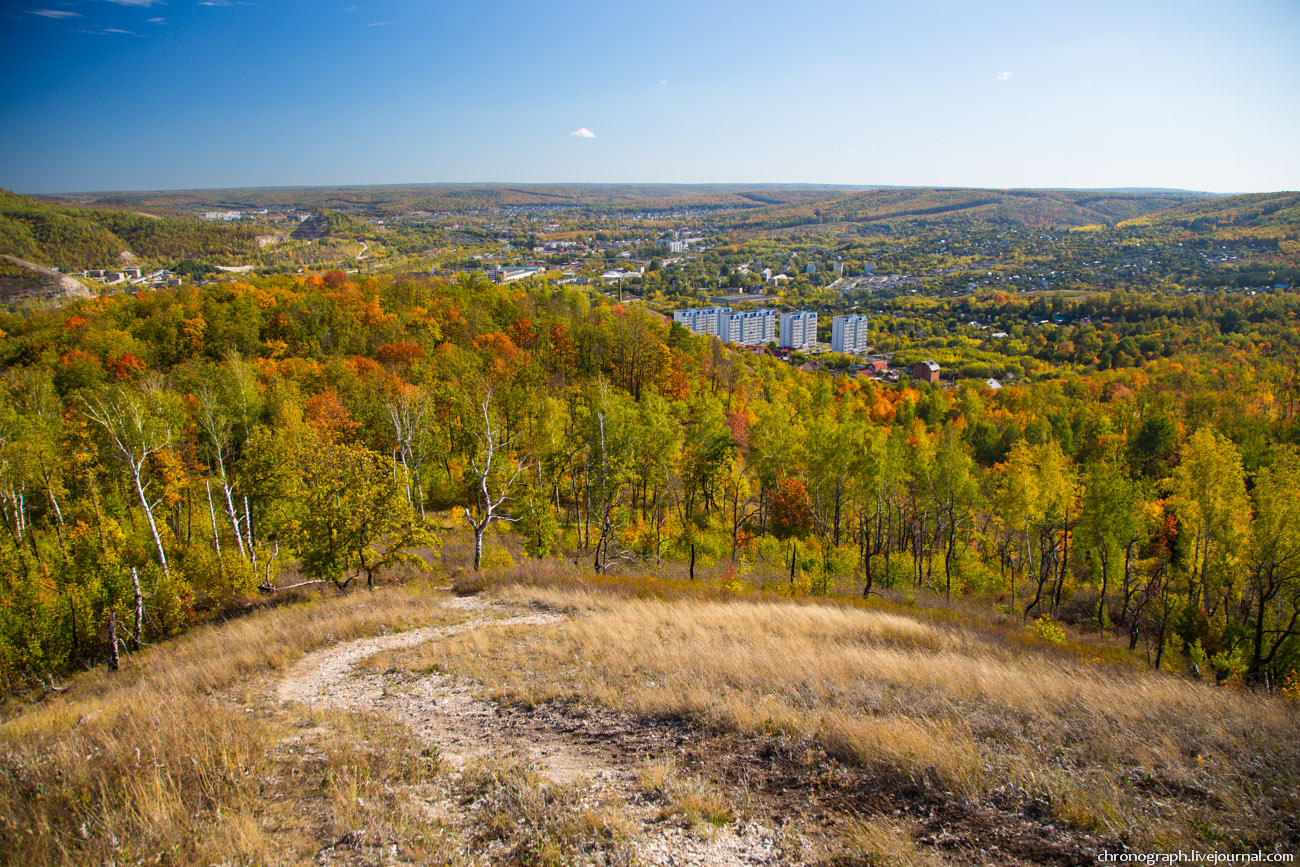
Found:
[0,270,1297,692]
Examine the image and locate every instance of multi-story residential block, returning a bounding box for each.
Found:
[779,311,818,349]
[720,310,776,346]
[675,307,777,346]
[831,314,870,354]
[673,306,727,338]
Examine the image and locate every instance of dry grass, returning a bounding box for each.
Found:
[0,580,465,866]
[6,542,1300,863]
[837,815,943,867]
[637,755,736,832]
[458,753,635,866]
[263,707,458,865]
[396,582,1300,852]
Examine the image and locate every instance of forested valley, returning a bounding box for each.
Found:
[2,268,1298,694]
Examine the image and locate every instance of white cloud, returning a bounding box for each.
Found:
[367,20,390,26]
[102,0,167,6]
[995,71,1014,81]
[27,8,81,16]
[147,15,164,22]
[570,127,596,139]
[659,79,668,85]
[76,25,142,34]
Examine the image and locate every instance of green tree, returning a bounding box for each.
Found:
[283,433,433,590]
[1244,446,1300,683]
[1171,427,1249,618]
[1078,457,1146,633]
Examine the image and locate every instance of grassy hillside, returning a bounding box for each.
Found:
[3,548,1296,866]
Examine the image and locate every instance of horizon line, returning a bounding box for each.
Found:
[18,181,1278,198]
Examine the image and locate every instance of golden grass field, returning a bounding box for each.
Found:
[2,547,1297,865]
[392,570,1300,854]
[0,583,468,865]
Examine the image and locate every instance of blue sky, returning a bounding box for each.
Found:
[1,0,1297,193]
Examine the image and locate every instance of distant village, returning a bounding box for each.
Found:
[76,267,181,290]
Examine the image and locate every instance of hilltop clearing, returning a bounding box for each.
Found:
[3,557,1296,866]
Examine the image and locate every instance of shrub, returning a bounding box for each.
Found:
[480,545,515,571]
[1033,614,1066,645]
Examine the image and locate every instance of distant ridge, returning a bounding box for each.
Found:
[721,187,1209,234]
[31,183,1221,224]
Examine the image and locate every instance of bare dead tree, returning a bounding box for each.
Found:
[204,479,222,556]
[107,613,120,672]
[464,388,528,571]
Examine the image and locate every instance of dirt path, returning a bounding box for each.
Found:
[276,596,790,866]
[276,596,547,707]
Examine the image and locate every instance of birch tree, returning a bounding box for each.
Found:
[83,383,176,576]
[1244,446,1300,684]
[382,384,436,517]
[1171,427,1249,616]
[464,387,527,571]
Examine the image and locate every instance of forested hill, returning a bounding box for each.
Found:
[37,184,851,218]
[723,188,1209,234]
[0,190,264,271]
[8,185,1300,282]
[1119,190,1300,239]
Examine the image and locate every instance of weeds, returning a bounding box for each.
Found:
[637,756,735,831]
[459,753,634,866]
[837,815,941,867]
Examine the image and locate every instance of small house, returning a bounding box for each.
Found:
[911,360,940,384]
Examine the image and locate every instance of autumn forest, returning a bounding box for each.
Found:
[1,258,1298,695]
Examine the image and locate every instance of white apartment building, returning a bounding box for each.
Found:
[720,310,776,346]
[779,311,818,349]
[831,314,870,354]
[675,307,777,346]
[673,306,727,338]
